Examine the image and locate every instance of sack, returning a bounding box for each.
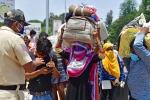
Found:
[123,13,146,29]
[118,28,140,57]
[98,20,109,40]
[145,33,150,51]
[63,6,97,44]
[118,28,150,58]
[118,13,147,57]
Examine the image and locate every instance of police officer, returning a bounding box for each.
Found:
[0,9,45,100]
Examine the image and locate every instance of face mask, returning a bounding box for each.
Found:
[16,22,24,34]
[73,47,86,61]
[130,53,140,61]
[20,27,24,34]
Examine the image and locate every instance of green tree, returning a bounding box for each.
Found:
[119,0,137,16]
[0,22,3,26]
[105,10,113,29]
[139,0,150,21]
[43,12,66,35]
[107,14,138,43]
[107,0,139,43]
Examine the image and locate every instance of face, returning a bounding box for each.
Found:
[30,34,35,38]
[36,51,47,58]
[12,21,24,33]
[130,48,136,54]
[24,37,29,45]
[41,35,47,39]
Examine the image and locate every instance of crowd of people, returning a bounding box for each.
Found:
[0,5,150,100]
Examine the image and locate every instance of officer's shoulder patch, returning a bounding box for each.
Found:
[21,44,28,52]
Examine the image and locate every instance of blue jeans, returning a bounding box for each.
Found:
[32,93,54,100]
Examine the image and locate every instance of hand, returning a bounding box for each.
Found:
[141,27,149,35]
[34,58,45,66]
[61,25,65,33]
[92,30,99,39]
[59,83,65,92]
[60,25,65,39]
[93,30,101,44]
[39,67,53,74]
[46,58,55,70]
[120,81,125,88]
[115,78,119,83]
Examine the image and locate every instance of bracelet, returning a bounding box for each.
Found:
[100,51,105,54]
[97,43,103,47]
[55,48,63,53]
[58,38,63,43]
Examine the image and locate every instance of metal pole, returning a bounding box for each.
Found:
[64,0,66,23]
[46,0,49,34]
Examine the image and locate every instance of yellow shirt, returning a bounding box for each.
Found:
[0,26,32,85]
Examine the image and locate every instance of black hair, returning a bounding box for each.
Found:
[30,29,36,35]
[39,32,48,38]
[130,39,147,49]
[36,38,52,54]
[24,35,28,39]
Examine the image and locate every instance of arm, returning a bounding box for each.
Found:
[25,70,41,79]
[117,56,125,82]
[99,61,116,82]
[133,33,150,65]
[55,25,70,60]
[25,67,53,79]
[46,59,60,78]
[123,57,131,72]
[91,30,106,63]
[53,67,60,78]
[14,37,45,73]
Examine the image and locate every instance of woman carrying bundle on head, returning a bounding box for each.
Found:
[55,25,105,100]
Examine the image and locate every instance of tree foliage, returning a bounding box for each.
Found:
[105,10,113,29]
[107,0,138,43]
[119,0,137,16]
[0,22,3,26]
[28,20,45,27]
[28,12,65,36]
[28,0,149,41]
[139,0,150,21]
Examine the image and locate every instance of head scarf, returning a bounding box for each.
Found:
[102,43,120,84]
[67,42,100,100]
[67,42,93,77]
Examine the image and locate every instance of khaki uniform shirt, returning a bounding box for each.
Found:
[0,26,32,85]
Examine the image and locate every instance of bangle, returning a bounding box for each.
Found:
[97,43,103,47]
[100,51,105,54]
[58,38,63,43]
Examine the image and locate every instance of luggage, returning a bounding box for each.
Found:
[69,5,91,16]
[98,20,109,41]
[63,6,97,44]
[118,13,147,57]
[118,28,140,57]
